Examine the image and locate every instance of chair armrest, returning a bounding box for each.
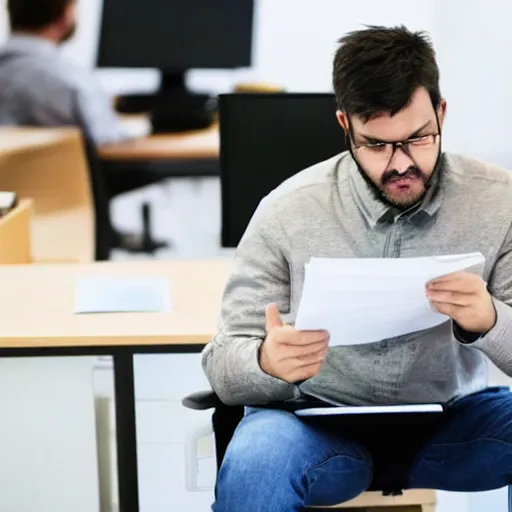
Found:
[182,389,221,410]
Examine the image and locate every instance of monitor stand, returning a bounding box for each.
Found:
[115,70,216,133]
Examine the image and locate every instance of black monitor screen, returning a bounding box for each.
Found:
[219,93,346,247]
[97,0,254,69]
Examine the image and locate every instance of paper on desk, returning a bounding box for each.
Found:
[74,276,171,314]
[294,252,485,345]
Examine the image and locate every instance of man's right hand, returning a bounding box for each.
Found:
[259,303,330,383]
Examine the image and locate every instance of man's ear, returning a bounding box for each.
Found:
[60,2,77,29]
[336,110,349,133]
[437,99,447,129]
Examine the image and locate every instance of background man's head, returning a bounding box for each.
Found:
[7,0,77,44]
[332,25,446,210]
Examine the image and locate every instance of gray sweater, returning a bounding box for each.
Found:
[202,151,512,406]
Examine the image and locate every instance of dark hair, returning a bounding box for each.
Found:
[332,25,441,121]
[7,0,73,31]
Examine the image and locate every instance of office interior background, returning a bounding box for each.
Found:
[0,0,511,511]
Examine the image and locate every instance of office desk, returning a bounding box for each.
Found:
[98,123,220,162]
[0,127,94,262]
[0,259,231,512]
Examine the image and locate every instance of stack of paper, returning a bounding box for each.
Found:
[294,252,485,346]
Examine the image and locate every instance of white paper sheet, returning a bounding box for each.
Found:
[294,252,485,345]
[74,276,172,314]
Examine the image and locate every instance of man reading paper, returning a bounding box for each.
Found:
[202,25,512,511]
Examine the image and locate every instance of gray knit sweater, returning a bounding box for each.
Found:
[202,151,512,406]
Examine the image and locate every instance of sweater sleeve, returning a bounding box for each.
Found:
[460,227,512,376]
[201,200,300,405]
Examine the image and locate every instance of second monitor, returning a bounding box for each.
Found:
[97,0,254,130]
[219,93,347,248]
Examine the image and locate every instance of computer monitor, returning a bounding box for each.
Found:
[219,93,347,247]
[97,0,254,96]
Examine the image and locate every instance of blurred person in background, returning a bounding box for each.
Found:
[0,0,127,145]
[0,0,168,253]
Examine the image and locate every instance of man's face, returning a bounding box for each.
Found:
[59,1,78,43]
[338,87,446,209]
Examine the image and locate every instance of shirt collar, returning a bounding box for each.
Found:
[347,152,445,228]
[4,33,58,57]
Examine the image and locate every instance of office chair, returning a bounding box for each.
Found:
[183,93,440,509]
[182,390,443,510]
[73,90,169,258]
[81,137,169,258]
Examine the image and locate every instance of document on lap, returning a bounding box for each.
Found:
[295,403,444,417]
[294,252,485,346]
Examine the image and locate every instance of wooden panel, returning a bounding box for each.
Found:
[0,199,32,264]
[314,489,436,509]
[0,127,94,263]
[342,508,422,512]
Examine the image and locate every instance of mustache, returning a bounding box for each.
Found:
[381,166,427,185]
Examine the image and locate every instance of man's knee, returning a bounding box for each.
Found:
[216,408,372,509]
[219,408,371,483]
[450,387,512,442]
[220,408,307,474]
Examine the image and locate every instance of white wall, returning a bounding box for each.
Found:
[1,0,512,168]
[435,0,512,167]
[61,0,441,96]
[2,0,512,169]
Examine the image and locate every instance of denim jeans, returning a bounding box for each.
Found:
[213,387,512,511]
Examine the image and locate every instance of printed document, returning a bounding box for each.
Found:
[294,252,485,345]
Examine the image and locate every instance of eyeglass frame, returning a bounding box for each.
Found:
[346,113,442,171]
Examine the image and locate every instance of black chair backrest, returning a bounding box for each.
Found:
[218,92,346,247]
[80,137,114,260]
[72,92,113,261]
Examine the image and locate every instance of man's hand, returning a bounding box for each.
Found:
[259,303,330,383]
[426,271,496,335]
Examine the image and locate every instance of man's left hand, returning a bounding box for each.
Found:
[426,271,496,335]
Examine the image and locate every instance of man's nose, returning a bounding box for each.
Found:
[388,145,415,173]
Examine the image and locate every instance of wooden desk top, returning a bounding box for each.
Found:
[0,127,77,152]
[98,123,220,162]
[0,259,231,348]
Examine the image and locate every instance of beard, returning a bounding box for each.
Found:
[354,150,444,211]
[59,22,77,44]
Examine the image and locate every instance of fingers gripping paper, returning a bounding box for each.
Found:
[294,252,485,346]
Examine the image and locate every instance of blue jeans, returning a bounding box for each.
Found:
[213,387,512,511]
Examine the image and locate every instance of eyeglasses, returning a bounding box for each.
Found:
[353,134,440,165]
